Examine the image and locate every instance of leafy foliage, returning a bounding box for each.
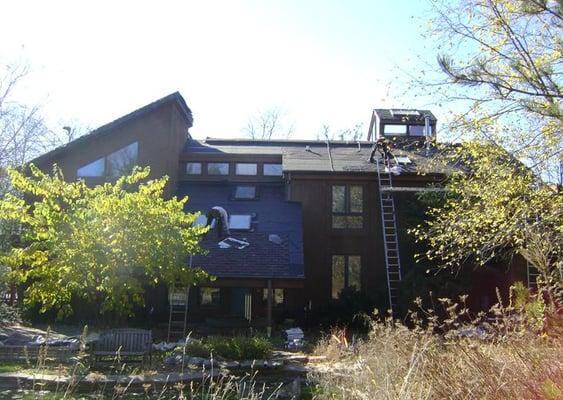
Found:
[0,165,209,318]
[183,336,273,360]
[412,142,562,288]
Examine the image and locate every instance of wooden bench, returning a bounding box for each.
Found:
[91,328,152,366]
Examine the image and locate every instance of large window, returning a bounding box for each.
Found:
[263,163,283,176]
[332,185,363,228]
[235,163,257,176]
[76,142,138,179]
[107,142,138,179]
[200,287,220,306]
[332,255,361,299]
[77,158,105,177]
[208,163,229,175]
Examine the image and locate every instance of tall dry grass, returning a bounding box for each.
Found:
[311,287,563,400]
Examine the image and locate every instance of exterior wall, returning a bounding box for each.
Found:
[288,173,389,311]
[35,102,190,197]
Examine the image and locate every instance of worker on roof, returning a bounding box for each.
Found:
[206,206,230,239]
[369,138,394,166]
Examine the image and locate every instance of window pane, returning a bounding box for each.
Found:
[332,256,345,299]
[383,124,407,135]
[200,287,220,306]
[186,162,202,175]
[350,186,363,213]
[408,125,426,136]
[208,163,229,175]
[263,163,283,176]
[77,158,105,177]
[274,289,284,305]
[235,163,257,175]
[332,185,346,212]
[107,142,138,179]
[262,288,284,305]
[235,185,256,199]
[332,216,363,229]
[348,256,361,290]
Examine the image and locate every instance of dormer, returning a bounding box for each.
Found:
[367,109,437,142]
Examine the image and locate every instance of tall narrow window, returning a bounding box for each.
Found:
[332,185,363,228]
[332,255,362,299]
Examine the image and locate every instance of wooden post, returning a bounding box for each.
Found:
[267,279,273,338]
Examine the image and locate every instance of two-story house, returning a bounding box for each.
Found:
[32,92,527,334]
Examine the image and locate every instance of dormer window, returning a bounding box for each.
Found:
[408,125,426,136]
[383,124,407,135]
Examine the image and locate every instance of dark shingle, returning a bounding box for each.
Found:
[178,182,304,279]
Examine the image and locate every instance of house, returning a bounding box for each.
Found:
[32,92,528,331]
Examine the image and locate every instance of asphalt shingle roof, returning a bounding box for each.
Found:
[178,182,304,280]
[184,138,453,174]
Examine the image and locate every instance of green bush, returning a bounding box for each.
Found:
[183,336,273,360]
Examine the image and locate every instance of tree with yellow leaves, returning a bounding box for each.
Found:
[411,0,562,296]
[0,165,209,319]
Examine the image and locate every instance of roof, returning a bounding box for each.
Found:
[372,109,437,123]
[178,182,304,280]
[183,138,453,174]
[32,92,193,166]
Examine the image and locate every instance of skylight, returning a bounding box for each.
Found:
[229,214,252,230]
[395,156,412,164]
[193,214,215,228]
[235,185,256,200]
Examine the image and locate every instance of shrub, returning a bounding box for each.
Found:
[183,336,273,361]
[0,302,21,325]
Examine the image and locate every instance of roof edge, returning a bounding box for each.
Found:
[32,92,193,165]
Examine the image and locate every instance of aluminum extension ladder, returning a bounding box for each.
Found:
[167,285,190,341]
[375,158,403,315]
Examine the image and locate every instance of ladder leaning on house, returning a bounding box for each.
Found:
[375,158,403,315]
[167,285,190,342]
[526,262,541,291]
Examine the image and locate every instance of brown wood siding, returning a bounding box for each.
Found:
[35,102,189,198]
[289,173,389,311]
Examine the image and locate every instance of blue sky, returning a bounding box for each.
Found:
[1,0,441,140]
